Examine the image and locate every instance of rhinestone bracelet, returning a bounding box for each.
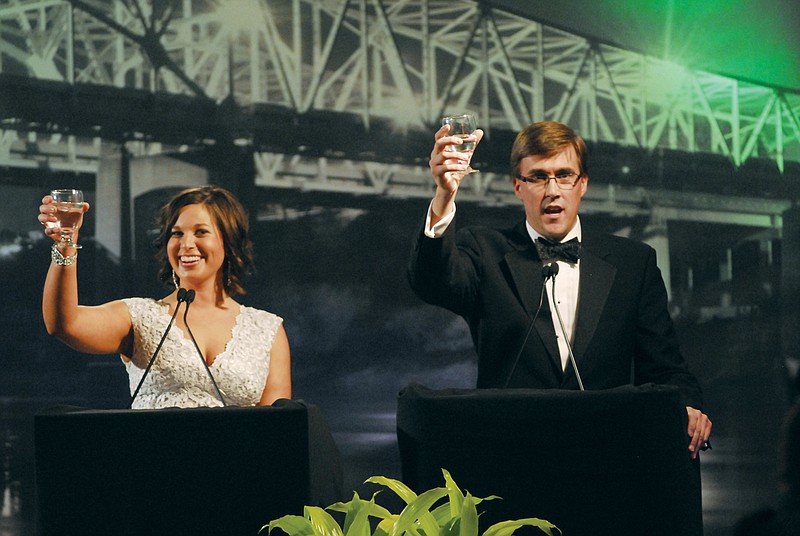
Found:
[51,243,77,266]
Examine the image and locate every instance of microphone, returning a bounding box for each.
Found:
[182,290,228,406]
[503,264,556,388]
[130,288,188,408]
[548,263,585,391]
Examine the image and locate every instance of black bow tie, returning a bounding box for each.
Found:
[536,237,581,264]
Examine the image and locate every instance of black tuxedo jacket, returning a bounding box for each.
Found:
[408,217,703,408]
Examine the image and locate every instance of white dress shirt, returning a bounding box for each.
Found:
[525,219,582,372]
[424,201,455,238]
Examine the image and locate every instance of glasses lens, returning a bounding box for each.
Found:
[557,173,577,189]
[522,172,578,189]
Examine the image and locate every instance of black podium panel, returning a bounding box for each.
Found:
[35,402,343,536]
[397,384,703,536]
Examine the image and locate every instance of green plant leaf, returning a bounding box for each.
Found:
[432,495,500,536]
[441,469,500,514]
[329,491,364,536]
[304,506,344,536]
[263,515,316,536]
[345,501,373,536]
[430,503,453,527]
[366,475,419,505]
[326,491,361,513]
[374,515,400,536]
[362,501,395,522]
[328,497,394,522]
[482,518,561,536]
[336,492,369,536]
[442,469,465,518]
[459,493,479,536]
[390,487,448,536]
[441,517,460,536]
[265,472,557,536]
[326,492,360,518]
[326,490,397,536]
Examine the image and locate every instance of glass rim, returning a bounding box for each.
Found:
[51,188,83,195]
[442,112,477,121]
[50,189,84,201]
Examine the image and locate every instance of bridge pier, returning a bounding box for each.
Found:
[642,210,673,304]
[95,143,209,262]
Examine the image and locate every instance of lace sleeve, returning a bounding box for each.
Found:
[121,297,169,369]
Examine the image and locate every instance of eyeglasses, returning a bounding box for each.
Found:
[517,171,582,190]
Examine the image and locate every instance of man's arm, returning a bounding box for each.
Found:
[686,406,712,459]
[633,246,712,457]
[408,217,483,318]
[428,123,483,227]
[408,124,485,313]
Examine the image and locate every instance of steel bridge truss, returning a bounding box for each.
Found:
[1,0,799,193]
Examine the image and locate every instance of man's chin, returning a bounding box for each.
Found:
[541,227,568,242]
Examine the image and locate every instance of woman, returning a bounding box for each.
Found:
[39,186,291,408]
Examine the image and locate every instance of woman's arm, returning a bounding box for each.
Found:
[258,324,292,405]
[40,196,133,355]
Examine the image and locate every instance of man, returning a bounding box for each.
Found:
[408,120,712,458]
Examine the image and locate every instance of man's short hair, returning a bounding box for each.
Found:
[510,121,588,180]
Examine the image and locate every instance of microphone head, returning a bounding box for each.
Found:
[542,262,559,278]
[184,289,196,304]
[177,288,187,302]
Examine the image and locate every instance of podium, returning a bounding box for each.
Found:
[397,384,703,536]
[34,401,344,536]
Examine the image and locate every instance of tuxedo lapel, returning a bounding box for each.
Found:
[502,222,541,315]
[504,248,542,317]
[571,242,616,365]
[502,224,562,375]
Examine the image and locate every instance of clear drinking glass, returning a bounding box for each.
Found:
[441,113,479,175]
[48,189,84,249]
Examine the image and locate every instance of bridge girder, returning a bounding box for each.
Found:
[2,0,798,168]
[1,0,798,229]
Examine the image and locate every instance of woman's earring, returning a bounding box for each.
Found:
[226,260,232,288]
[172,269,179,289]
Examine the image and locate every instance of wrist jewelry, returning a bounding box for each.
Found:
[51,242,77,266]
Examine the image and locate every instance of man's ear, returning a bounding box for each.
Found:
[578,174,589,197]
[512,178,524,200]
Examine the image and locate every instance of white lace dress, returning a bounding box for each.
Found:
[122,298,283,409]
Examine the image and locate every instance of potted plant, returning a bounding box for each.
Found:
[263,469,559,536]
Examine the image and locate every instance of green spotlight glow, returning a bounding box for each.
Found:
[493,0,800,89]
